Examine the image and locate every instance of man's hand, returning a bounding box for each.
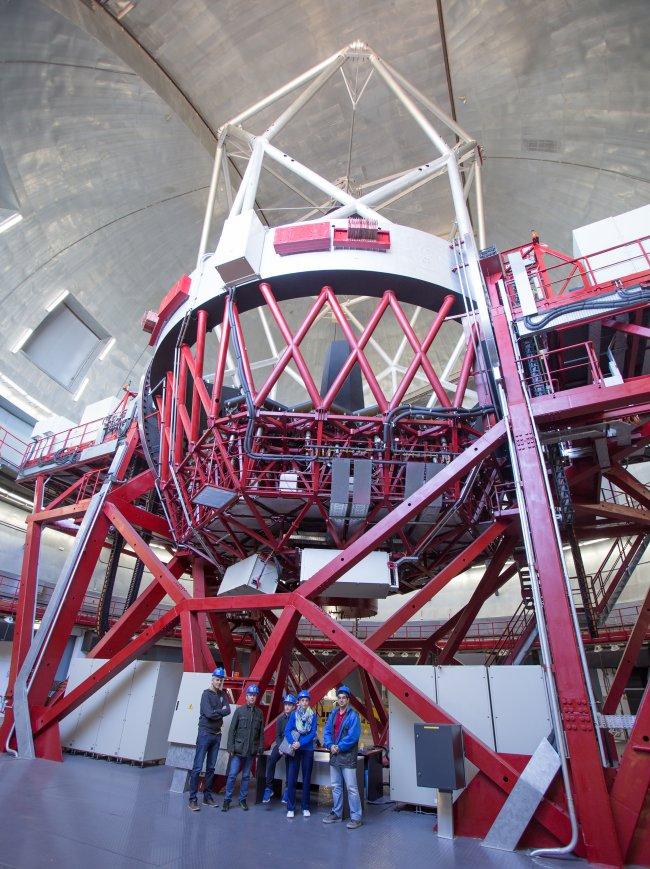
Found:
[331,745,339,754]
[292,741,300,751]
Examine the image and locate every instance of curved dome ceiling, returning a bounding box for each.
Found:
[0,0,648,419]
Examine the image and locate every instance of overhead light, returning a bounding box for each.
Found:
[73,376,90,402]
[10,328,33,353]
[0,212,23,235]
[98,337,116,361]
[45,290,69,312]
[0,486,33,509]
[0,371,54,419]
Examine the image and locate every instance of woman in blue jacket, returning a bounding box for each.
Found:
[285,689,317,818]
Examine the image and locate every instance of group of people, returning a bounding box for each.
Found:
[188,668,363,829]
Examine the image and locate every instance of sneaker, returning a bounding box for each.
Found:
[188,798,200,812]
[286,810,295,818]
[221,800,231,812]
[262,787,273,804]
[322,811,341,824]
[239,799,249,811]
[281,790,288,804]
[302,809,311,818]
[347,819,363,830]
[203,793,217,807]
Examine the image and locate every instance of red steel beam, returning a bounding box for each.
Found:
[602,583,650,715]
[602,465,650,510]
[206,611,238,675]
[104,503,190,604]
[609,682,650,861]
[5,476,44,693]
[238,605,301,702]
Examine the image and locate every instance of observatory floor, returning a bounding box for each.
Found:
[0,753,590,868]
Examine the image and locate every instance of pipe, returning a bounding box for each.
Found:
[196,138,225,268]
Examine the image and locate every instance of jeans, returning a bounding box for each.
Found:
[286,749,314,812]
[265,742,287,789]
[330,764,362,821]
[224,754,254,802]
[189,730,221,800]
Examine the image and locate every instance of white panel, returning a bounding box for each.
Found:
[488,666,552,755]
[218,553,278,596]
[214,209,266,284]
[572,204,650,284]
[435,666,495,747]
[387,665,437,808]
[63,658,107,752]
[92,661,137,757]
[23,303,101,390]
[143,663,184,761]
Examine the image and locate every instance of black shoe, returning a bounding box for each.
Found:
[239,799,249,811]
[203,793,218,807]
[221,800,231,812]
[188,798,200,812]
[322,811,341,824]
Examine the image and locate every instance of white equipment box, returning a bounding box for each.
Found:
[572,204,650,285]
[299,548,394,598]
[168,672,236,776]
[388,665,551,808]
[60,658,182,762]
[214,209,267,285]
[218,553,279,596]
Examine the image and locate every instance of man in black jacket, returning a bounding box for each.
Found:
[262,694,296,804]
[222,684,264,812]
[188,667,231,811]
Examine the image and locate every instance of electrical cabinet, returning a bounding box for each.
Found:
[59,658,182,762]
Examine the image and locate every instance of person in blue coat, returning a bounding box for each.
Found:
[322,685,363,829]
[284,689,317,818]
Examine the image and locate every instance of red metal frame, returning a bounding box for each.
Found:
[2,233,650,867]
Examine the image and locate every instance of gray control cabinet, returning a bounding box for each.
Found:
[414,723,466,791]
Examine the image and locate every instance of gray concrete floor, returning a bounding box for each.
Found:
[0,753,590,869]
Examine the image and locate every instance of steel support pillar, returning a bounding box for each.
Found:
[491,298,623,866]
[602,583,650,715]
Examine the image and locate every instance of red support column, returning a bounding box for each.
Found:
[609,682,650,862]
[206,612,238,674]
[491,295,623,866]
[602,584,650,715]
[6,475,44,693]
[240,605,301,701]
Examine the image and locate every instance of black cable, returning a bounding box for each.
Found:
[523,284,650,332]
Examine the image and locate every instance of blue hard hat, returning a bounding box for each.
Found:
[297,689,311,701]
[212,667,226,678]
[283,694,297,705]
[246,684,260,695]
[336,685,351,696]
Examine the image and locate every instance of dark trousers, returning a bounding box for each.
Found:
[188,730,221,800]
[265,742,287,788]
[286,749,314,812]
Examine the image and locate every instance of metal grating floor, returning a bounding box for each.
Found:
[0,753,592,868]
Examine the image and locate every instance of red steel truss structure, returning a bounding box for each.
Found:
[1,43,649,869]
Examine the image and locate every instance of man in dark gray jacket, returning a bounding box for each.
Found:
[188,667,231,811]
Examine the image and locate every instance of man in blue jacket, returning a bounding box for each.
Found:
[322,684,363,829]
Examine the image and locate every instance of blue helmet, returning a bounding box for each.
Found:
[297,689,311,701]
[246,684,260,695]
[283,694,297,705]
[212,667,226,678]
[336,685,351,696]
